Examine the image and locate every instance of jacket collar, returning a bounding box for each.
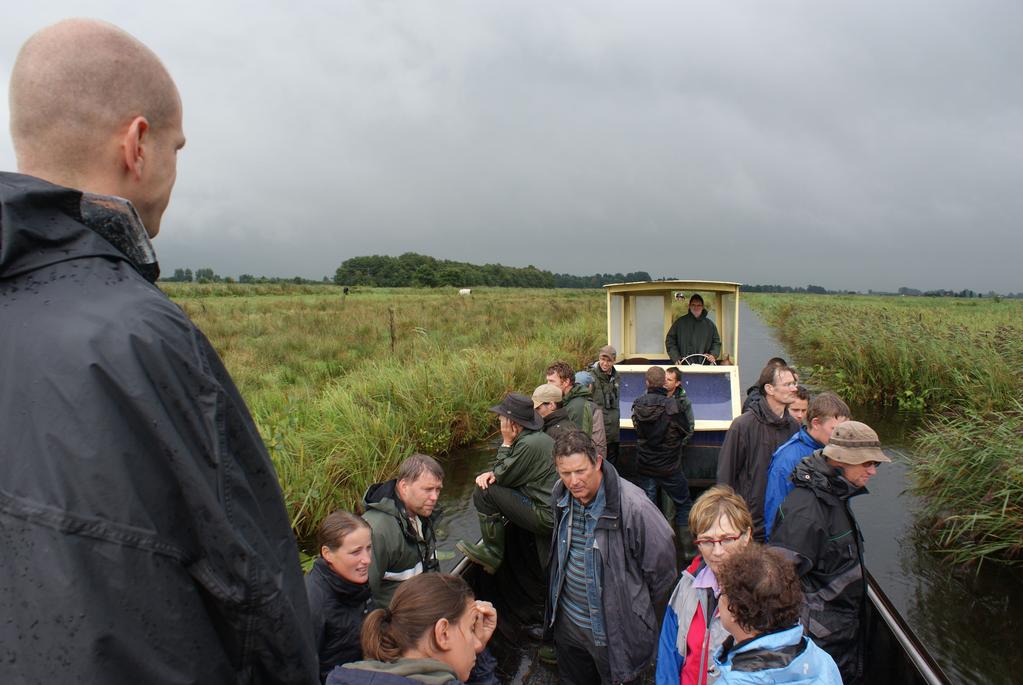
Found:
[748,391,794,427]
[792,451,867,501]
[363,479,436,532]
[311,557,372,603]
[0,172,159,282]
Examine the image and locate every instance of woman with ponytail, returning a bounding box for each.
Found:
[306,511,375,682]
[326,573,499,685]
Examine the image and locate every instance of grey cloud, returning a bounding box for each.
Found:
[2,1,1020,291]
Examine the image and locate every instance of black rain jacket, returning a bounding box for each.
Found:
[769,451,867,683]
[306,558,373,682]
[631,387,694,477]
[716,397,799,541]
[0,172,317,684]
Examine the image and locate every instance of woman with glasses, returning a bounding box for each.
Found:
[656,486,752,685]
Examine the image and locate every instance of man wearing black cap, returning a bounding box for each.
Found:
[770,421,891,685]
[456,393,557,573]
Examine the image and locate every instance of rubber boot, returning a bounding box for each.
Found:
[676,524,698,566]
[456,513,506,574]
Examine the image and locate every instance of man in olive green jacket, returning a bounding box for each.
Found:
[590,345,621,465]
[457,393,557,574]
[363,453,444,608]
[546,360,594,436]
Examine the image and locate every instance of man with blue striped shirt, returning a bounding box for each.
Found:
[544,432,676,684]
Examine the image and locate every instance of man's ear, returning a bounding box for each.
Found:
[121,115,150,179]
[433,617,452,651]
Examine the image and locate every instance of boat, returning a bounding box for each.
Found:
[453,280,951,684]
[602,279,742,485]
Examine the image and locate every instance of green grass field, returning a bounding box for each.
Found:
[747,293,1023,565]
[161,283,604,541]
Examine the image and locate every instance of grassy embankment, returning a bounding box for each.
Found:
[160,283,604,542]
[747,293,1023,565]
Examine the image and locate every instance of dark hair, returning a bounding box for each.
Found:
[645,365,666,388]
[553,430,598,465]
[665,366,682,382]
[794,385,810,402]
[361,573,474,661]
[689,294,704,305]
[317,510,370,553]
[807,391,851,425]
[757,364,795,395]
[545,361,574,383]
[718,545,803,635]
[397,453,444,485]
[766,357,787,367]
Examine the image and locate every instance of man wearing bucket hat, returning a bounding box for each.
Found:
[769,421,891,685]
[456,393,557,574]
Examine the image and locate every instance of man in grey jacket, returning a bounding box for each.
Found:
[544,432,676,684]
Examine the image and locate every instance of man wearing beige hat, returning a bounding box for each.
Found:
[456,393,557,574]
[533,383,580,443]
[770,421,891,685]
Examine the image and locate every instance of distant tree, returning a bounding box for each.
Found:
[195,267,217,283]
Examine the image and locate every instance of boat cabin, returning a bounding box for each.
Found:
[604,279,742,485]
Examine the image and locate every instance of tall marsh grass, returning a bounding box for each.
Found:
[748,293,1023,565]
[161,283,604,540]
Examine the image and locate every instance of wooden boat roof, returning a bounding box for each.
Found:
[604,279,741,294]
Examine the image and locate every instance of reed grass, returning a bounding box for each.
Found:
[161,283,604,540]
[747,293,1023,565]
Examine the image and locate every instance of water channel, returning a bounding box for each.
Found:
[428,304,1022,684]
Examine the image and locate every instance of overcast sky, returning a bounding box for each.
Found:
[2,2,1020,292]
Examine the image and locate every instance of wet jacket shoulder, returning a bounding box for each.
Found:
[716,399,799,540]
[306,558,374,682]
[769,453,866,679]
[542,406,581,443]
[763,428,821,540]
[546,461,676,683]
[0,173,318,684]
[327,650,498,685]
[632,389,694,477]
[562,383,594,435]
[362,480,439,609]
[741,386,762,414]
[492,428,557,524]
[590,361,621,442]
[713,624,842,684]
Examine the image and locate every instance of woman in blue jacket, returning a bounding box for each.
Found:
[713,544,841,684]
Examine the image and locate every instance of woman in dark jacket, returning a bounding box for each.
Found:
[327,573,498,685]
[306,511,375,682]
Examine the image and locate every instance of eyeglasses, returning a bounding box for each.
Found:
[862,461,882,468]
[694,534,743,550]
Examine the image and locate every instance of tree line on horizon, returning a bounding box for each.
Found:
[332,252,652,289]
[161,255,1020,297]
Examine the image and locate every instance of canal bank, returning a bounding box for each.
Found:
[430,303,1021,684]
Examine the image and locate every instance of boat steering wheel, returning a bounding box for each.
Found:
[679,353,715,366]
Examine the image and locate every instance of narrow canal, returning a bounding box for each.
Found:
[429,304,1022,684]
